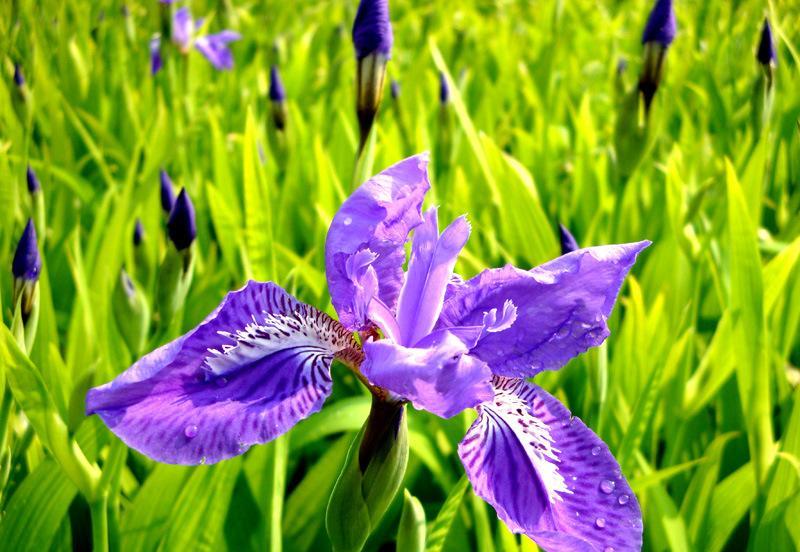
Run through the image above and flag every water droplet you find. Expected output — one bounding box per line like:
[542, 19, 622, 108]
[571, 476, 578, 481]
[600, 480, 616, 494]
[343, 216, 352, 226]
[618, 494, 630, 505]
[595, 517, 606, 529]
[184, 424, 198, 438]
[591, 446, 601, 456]
[215, 377, 228, 387]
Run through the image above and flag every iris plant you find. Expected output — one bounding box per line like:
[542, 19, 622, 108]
[639, 0, 676, 113]
[87, 154, 647, 551]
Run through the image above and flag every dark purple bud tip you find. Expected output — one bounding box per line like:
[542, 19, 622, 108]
[133, 219, 144, 246]
[390, 79, 400, 99]
[12, 219, 42, 282]
[757, 18, 777, 66]
[559, 224, 579, 255]
[167, 188, 197, 250]
[26, 166, 40, 194]
[617, 57, 628, 76]
[352, 0, 393, 59]
[13, 63, 25, 87]
[439, 71, 450, 104]
[160, 169, 176, 214]
[269, 65, 286, 102]
[642, 0, 676, 47]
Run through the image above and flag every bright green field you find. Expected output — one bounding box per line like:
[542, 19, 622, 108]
[2, 0, 800, 550]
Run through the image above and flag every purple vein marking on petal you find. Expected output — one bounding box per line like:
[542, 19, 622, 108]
[395, 208, 471, 346]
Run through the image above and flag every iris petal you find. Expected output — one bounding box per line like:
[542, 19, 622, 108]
[361, 332, 493, 418]
[438, 242, 650, 378]
[86, 281, 357, 465]
[459, 377, 642, 552]
[195, 32, 240, 70]
[325, 153, 431, 330]
[172, 7, 194, 49]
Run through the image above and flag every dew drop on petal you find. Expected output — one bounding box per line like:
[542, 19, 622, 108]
[600, 480, 616, 494]
[591, 445, 602, 456]
[618, 494, 630, 505]
[595, 517, 606, 529]
[343, 216, 352, 226]
[184, 424, 198, 439]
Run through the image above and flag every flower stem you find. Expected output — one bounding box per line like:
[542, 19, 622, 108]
[90, 494, 109, 552]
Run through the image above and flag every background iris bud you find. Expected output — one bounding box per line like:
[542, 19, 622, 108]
[113, 269, 151, 356]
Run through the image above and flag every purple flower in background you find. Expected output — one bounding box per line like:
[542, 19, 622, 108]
[150, 35, 163, 75]
[13, 63, 25, 87]
[133, 219, 144, 246]
[642, 0, 676, 47]
[12, 219, 41, 282]
[86, 153, 647, 550]
[390, 79, 400, 100]
[559, 224, 579, 255]
[171, 7, 241, 70]
[167, 188, 196, 250]
[160, 169, 176, 214]
[352, 0, 393, 59]
[439, 71, 450, 104]
[757, 18, 777, 67]
[269, 65, 286, 102]
[26, 166, 40, 194]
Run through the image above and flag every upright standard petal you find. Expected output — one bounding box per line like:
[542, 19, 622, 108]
[641, 0, 676, 47]
[172, 7, 194, 50]
[352, 0, 393, 59]
[195, 31, 241, 70]
[395, 209, 470, 346]
[86, 281, 357, 465]
[362, 331, 493, 418]
[437, 242, 650, 378]
[459, 377, 641, 552]
[325, 153, 430, 330]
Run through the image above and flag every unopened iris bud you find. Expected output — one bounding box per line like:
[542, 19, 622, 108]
[439, 71, 450, 105]
[13, 63, 25, 88]
[26, 166, 40, 194]
[150, 35, 163, 75]
[113, 269, 150, 356]
[160, 169, 176, 214]
[269, 64, 288, 131]
[327, 396, 408, 552]
[756, 18, 777, 87]
[167, 188, 197, 251]
[133, 219, 144, 246]
[436, 72, 453, 178]
[352, 0, 393, 154]
[559, 224, 579, 255]
[26, 166, 46, 244]
[12, 220, 42, 327]
[638, 0, 676, 114]
[390, 79, 400, 100]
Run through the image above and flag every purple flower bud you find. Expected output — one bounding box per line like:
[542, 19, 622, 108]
[150, 35, 163, 75]
[26, 166, 40, 194]
[558, 224, 579, 255]
[160, 169, 176, 214]
[13, 63, 25, 87]
[642, 0, 676, 47]
[167, 188, 196, 250]
[133, 219, 144, 246]
[617, 58, 628, 76]
[12, 219, 41, 282]
[352, 0, 393, 59]
[439, 72, 450, 104]
[390, 79, 400, 99]
[757, 18, 777, 67]
[269, 65, 286, 102]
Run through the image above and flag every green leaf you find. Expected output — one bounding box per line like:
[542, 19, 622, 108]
[424, 475, 469, 552]
[397, 489, 426, 552]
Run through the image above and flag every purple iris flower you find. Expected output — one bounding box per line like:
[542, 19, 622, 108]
[641, 0, 676, 47]
[172, 7, 241, 70]
[86, 153, 647, 550]
[26, 166, 41, 194]
[150, 35, 163, 75]
[352, 0, 393, 59]
[757, 18, 777, 67]
[559, 224, 579, 255]
[167, 188, 196, 250]
[160, 169, 176, 214]
[269, 65, 286, 102]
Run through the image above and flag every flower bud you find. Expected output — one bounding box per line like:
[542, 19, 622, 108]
[269, 64, 288, 131]
[167, 188, 196, 251]
[150, 35, 163, 75]
[13, 63, 25, 88]
[113, 269, 150, 356]
[638, 0, 676, 114]
[26, 166, 40, 194]
[439, 71, 450, 105]
[326, 396, 408, 552]
[26, 166, 46, 245]
[396, 490, 426, 552]
[756, 18, 777, 92]
[559, 224, 579, 255]
[390, 79, 400, 100]
[352, 0, 393, 154]
[160, 169, 176, 214]
[12, 220, 42, 342]
[133, 219, 144, 247]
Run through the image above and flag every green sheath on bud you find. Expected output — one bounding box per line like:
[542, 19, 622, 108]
[154, 247, 195, 334]
[638, 42, 667, 116]
[396, 489, 426, 552]
[356, 53, 389, 155]
[326, 396, 408, 552]
[113, 270, 150, 356]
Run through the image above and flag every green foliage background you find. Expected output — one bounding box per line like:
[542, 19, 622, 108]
[2, 0, 800, 550]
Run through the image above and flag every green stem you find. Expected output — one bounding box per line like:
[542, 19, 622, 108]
[90, 494, 109, 552]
